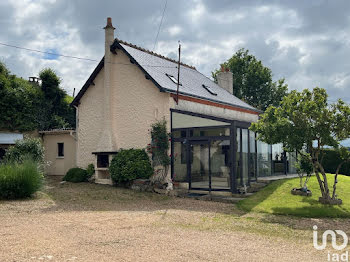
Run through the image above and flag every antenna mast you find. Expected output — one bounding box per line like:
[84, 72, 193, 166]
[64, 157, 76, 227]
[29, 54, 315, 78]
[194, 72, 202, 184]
[176, 41, 181, 104]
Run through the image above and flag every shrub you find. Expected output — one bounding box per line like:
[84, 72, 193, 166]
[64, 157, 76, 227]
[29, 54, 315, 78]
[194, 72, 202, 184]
[86, 163, 95, 179]
[109, 149, 153, 185]
[0, 160, 43, 199]
[63, 167, 88, 183]
[4, 138, 44, 164]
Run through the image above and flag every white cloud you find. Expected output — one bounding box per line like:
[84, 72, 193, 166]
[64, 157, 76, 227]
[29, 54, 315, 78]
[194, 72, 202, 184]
[167, 25, 182, 36]
[0, 0, 349, 105]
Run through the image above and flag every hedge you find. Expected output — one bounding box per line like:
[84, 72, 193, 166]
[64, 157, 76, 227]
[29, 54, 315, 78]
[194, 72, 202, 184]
[63, 167, 88, 183]
[109, 149, 153, 185]
[320, 149, 350, 176]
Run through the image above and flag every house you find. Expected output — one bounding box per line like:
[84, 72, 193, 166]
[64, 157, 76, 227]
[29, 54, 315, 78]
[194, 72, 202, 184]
[71, 17, 296, 192]
[39, 129, 76, 176]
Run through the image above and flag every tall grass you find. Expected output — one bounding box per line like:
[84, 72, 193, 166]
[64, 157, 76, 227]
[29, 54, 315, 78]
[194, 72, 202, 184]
[0, 160, 43, 199]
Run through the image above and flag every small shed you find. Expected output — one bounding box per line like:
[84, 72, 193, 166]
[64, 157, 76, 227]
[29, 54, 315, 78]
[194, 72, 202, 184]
[0, 132, 24, 160]
[40, 129, 77, 176]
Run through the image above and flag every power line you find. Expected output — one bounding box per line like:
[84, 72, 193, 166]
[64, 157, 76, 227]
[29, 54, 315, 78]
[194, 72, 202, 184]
[0, 41, 177, 68]
[153, 0, 168, 51]
[0, 42, 97, 62]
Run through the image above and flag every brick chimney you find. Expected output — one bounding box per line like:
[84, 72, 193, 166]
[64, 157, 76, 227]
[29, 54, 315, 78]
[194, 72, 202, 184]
[96, 17, 116, 152]
[217, 65, 233, 95]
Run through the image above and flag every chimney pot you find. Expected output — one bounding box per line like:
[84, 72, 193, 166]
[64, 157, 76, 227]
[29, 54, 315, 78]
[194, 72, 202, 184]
[104, 17, 115, 29]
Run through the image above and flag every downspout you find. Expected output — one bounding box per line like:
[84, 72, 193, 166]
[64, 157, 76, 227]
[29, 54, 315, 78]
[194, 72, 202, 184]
[73, 104, 78, 167]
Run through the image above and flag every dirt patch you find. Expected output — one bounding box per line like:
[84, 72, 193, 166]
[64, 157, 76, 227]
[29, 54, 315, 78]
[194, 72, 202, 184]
[0, 177, 345, 261]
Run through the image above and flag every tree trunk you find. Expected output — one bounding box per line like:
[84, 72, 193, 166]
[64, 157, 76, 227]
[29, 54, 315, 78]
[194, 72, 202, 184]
[314, 161, 339, 204]
[332, 160, 349, 200]
[314, 169, 326, 198]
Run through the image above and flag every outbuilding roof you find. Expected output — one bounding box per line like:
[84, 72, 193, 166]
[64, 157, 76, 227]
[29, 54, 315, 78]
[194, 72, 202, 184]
[72, 39, 260, 113]
[0, 133, 23, 144]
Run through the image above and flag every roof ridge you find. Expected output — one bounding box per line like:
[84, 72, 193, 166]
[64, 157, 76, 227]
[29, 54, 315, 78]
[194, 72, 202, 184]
[116, 38, 196, 70]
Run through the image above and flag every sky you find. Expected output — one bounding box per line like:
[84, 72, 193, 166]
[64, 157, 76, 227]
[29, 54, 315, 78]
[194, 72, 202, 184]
[0, 1, 349, 107]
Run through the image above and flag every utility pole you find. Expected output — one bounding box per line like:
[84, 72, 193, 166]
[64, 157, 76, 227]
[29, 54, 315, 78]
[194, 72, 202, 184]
[176, 41, 181, 104]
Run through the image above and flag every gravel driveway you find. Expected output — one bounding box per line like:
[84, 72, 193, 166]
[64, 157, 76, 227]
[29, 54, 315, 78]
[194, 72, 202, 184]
[0, 178, 340, 262]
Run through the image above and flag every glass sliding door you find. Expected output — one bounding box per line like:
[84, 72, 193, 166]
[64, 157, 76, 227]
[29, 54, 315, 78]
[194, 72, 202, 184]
[189, 141, 210, 189]
[210, 140, 230, 190]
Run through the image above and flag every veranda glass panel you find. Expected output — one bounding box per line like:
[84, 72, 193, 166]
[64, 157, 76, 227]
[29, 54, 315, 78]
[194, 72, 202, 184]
[210, 140, 230, 190]
[288, 152, 297, 173]
[191, 127, 230, 137]
[172, 112, 230, 129]
[272, 143, 284, 174]
[249, 131, 257, 180]
[173, 142, 187, 182]
[242, 129, 249, 186]
[257, 141, 272, 177]
[236, 128, 241, 186]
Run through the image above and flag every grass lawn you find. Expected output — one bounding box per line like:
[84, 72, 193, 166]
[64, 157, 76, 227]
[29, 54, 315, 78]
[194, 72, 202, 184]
[238, 174, 350, 218]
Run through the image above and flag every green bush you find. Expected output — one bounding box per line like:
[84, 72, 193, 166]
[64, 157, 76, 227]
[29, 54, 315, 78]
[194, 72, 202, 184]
[320, 149, 350, 176]
[4, 138, 44, 164]
[63, 167, 88, 183]
[0, 160, 43, 199]
[86, 163, 95, 179]
[109, 149, 153, 185]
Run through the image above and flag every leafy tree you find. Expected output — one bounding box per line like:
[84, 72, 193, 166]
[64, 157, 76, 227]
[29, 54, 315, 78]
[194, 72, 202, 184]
[213, 48, 288, 110]
[38, 68, 75, 130]
[251, 87, 350, 205]
[0, 63, 75, 132]
[0, 62, 41, 132]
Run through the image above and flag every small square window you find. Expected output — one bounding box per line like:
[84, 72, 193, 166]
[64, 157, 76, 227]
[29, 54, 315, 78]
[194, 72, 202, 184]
[58, 143, 64, 157]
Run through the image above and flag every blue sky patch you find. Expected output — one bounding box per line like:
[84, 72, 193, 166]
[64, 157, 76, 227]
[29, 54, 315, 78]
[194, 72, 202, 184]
[43, 49, 60, 60]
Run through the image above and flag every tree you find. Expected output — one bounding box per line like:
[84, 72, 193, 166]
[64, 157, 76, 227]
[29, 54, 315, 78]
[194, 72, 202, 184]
[250, 87, 350, 205]
[37, 68, 75, 130]
[213, 48, 288, 111]
[0, 63, 75, 132]
[0, 62, 41, 132]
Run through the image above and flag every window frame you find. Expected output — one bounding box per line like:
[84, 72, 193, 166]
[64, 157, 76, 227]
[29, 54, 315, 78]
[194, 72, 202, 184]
[57, 142, 64, 158]
[202, 84, 217, 96]
[166, 73, 182, 86]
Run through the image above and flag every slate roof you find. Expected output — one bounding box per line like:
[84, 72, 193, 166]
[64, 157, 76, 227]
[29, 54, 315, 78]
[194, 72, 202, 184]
[72, 39, 260, 113]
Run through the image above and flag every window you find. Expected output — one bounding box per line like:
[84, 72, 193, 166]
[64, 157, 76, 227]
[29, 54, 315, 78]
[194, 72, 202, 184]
[202, 84, 217, 96]
[97, 154, 109, 168]
[166, 73, 182, 85]
[57, 143, 64, 157]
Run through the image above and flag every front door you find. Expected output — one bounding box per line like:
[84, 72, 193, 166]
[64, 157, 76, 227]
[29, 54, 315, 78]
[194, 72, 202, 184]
[189, 140, 210, 190]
